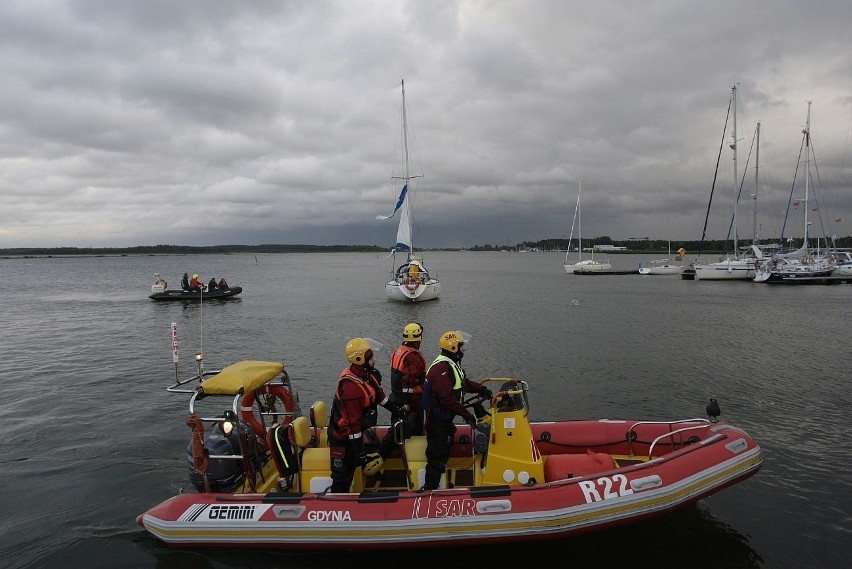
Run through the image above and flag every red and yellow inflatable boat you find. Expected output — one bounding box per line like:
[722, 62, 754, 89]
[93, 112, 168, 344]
[138, 360, 762, 548]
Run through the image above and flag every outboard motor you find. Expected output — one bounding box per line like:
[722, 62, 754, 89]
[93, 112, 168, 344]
[186, 423, 257, 492]
[151, 274, 166, 294]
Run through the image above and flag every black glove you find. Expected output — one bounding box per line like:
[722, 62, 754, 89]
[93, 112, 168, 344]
[481, 389, 493, 401]
[390, 406, 406, 426]
[464, 414, 477, 429]
[370, 368, 383, 382]
[352, 437, 364, 461]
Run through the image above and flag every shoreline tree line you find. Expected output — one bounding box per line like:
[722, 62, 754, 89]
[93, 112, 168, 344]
[1, 234, 850, 258]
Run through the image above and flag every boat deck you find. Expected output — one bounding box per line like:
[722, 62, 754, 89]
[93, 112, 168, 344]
[572, 269, 640, 275]
[764, 274, 852, 285]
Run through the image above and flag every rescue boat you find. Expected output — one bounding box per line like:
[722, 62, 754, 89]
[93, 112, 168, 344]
[149, 275, 242, 301]
[137, 359, 763, 549]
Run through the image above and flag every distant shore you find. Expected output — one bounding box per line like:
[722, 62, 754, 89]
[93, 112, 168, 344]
[2, 237, 849, 259]
[0, 244, 385, 259]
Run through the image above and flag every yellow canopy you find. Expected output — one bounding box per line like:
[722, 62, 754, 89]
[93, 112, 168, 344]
[199, 360, 284, 396]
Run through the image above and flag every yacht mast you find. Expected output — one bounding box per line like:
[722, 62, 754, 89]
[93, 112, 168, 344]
[753, 121, 760, 245]
[401, 81, 411, 198]
[730, 84, 739, 257]
[803, 101, 812, 251]
[577, 180, 582, 262]
[566, 191, 580, 259]
[401, 79, 412, 261]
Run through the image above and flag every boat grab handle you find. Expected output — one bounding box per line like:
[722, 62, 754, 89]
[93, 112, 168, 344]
[626, 419, 709, 457]
[647, 425, 713, 459]
[476, 500, 512, 513]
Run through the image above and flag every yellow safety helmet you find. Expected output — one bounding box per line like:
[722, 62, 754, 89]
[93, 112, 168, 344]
[193, 274, 199, 278]
[439, 330, 469, 353]
[345, 338, 373, 365]
[402, 322, 423, 342]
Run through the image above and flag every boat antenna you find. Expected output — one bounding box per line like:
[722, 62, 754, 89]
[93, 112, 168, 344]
[198, 285, 204, 368]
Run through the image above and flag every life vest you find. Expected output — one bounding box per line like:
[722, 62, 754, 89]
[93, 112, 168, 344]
[422, 355, 464, 421]
[329, 369, 381, 441]
[390, 345, 425, 405]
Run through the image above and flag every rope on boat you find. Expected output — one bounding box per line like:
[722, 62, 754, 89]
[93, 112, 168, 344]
[239, 427, 257, 492]
[186, 414, 210, 492]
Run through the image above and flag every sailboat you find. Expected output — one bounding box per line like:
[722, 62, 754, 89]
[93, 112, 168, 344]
[693, 85, 763, 280]
[638, 246, 681, 275]
[639, 197, 681, 275]
[753, 102, 835, 284]
[378, 80, 441, 302]
[563, 181, 612, 273]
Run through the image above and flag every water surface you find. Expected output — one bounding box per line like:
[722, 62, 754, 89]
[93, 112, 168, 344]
[1, 251, 849, 568]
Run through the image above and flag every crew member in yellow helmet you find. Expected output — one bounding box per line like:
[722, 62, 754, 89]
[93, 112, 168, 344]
[420, 330, 492, 491]
[328, 338, 402, 491]
[378, 323, 427, 457]
[389, 322, 427, 437]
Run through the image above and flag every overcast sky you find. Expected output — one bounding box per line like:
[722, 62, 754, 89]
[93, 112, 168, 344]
[1, 1, 851, 249]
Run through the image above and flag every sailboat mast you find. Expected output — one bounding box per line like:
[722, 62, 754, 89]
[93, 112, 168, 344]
[566, 192, 579, 260]
[666, 188, 671, 258]
[730, 84, 739, 257]
[577, 180, 582, 262]
[753, 121, 760, 245]
[803, 101, 811, 250]
[401, 80, 413, 259]
[401, 80, 411, 195]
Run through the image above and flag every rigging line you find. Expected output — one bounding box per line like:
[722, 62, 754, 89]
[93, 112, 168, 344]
[726, 126, 758, 250]
[780, 133, 807, 245]
[807, 137, 831, 246]
[698, 92, 733, 258]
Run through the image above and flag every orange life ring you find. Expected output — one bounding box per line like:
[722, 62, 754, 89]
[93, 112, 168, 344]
[404, 281, 419, 291]
[240, 385, 294, 437]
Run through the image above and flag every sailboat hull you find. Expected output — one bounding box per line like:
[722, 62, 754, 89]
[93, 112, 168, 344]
[566, 260, 612, 273]
[693, 259, 755, 280]
[638, 265, 681, 275]
[386, 279, 441, 302]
